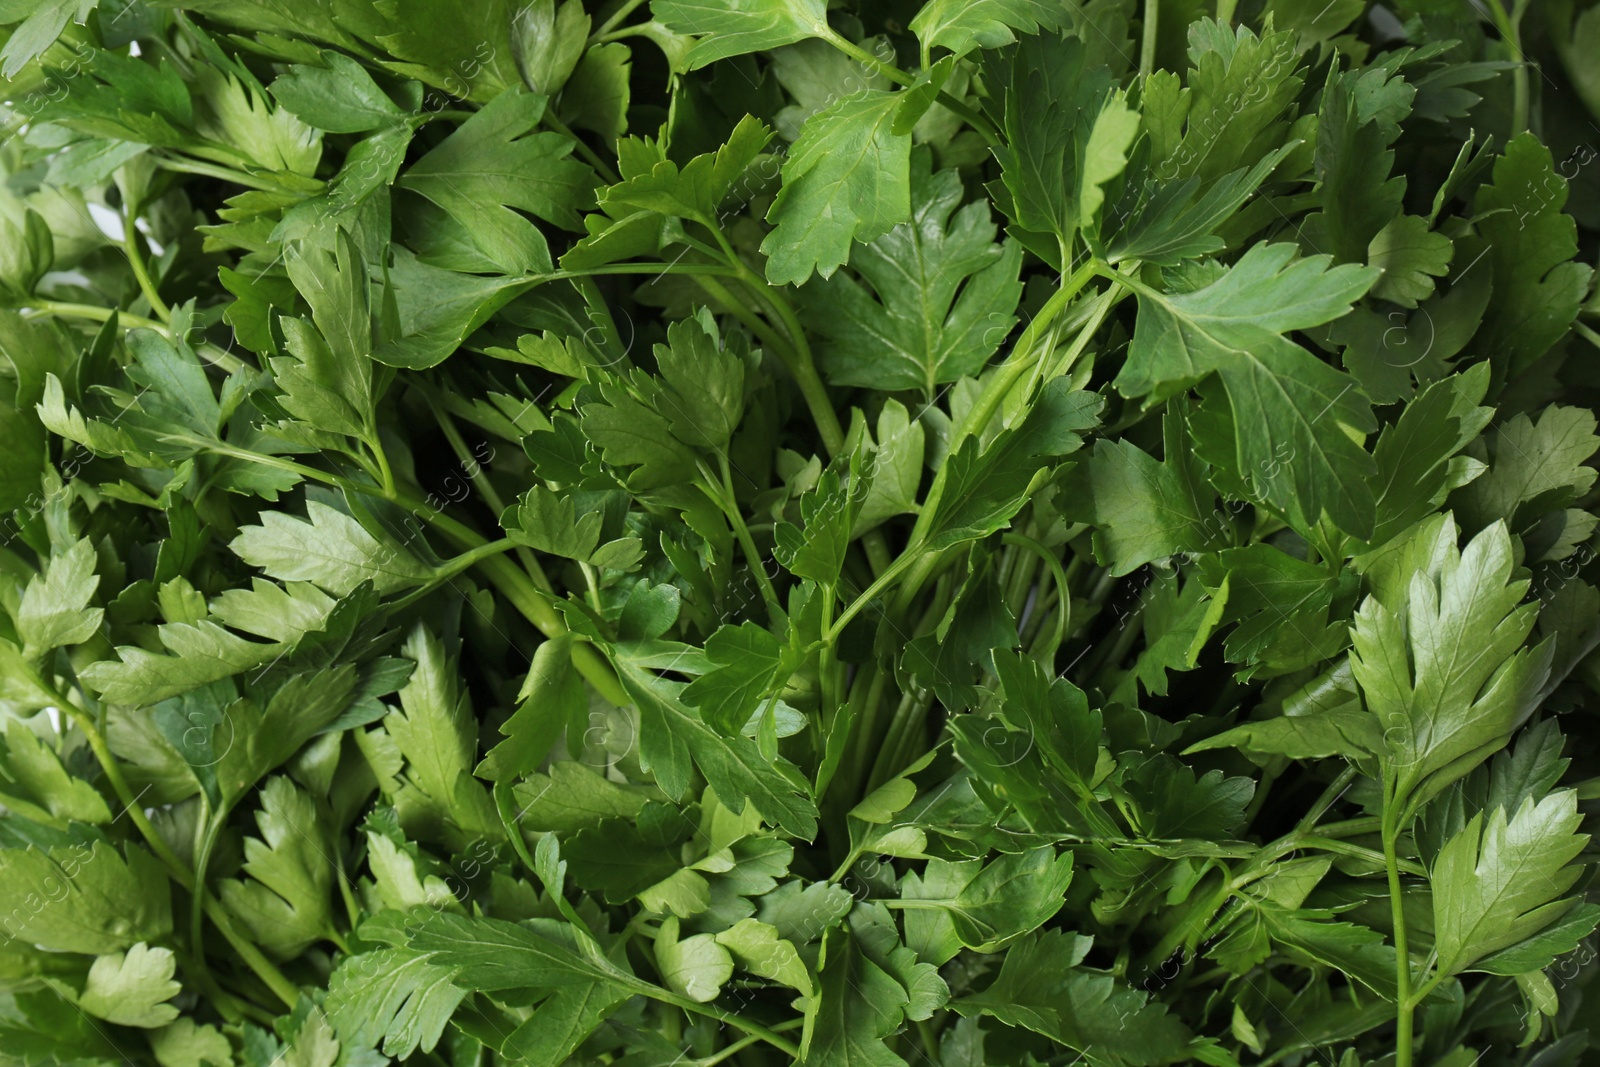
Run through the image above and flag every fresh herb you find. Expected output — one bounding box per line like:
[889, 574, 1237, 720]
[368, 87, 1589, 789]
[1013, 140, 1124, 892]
[1, 2, 1598, 1066]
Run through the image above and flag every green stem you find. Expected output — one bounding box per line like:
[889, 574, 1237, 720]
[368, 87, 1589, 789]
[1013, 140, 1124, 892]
[153, 154, 317, 194]
[869, 689, 933, 791]
[1140, 0, 1159, 78]
[825, 548, 925, 641]
[709, 454, 782, 620]
[25, 301, 247, 372]
[695, 275, 799, 370]
[1216, 0, 1239, 25]
[1003, 532, 1070, 661]
[822, 31, 999, 144]
[595, 0, 650, 38]
[901, 262, 1099, 559]
[140, 430, 633, 708]
[52, 682, 302, 1008]
[431, 538, 521, 582]
[121, 208, 171, 322]
[334, 850, 362, 932]
[1295, 765, 1358, 833]
[58, 699, 192, 885]
[656, 991, 802, 1058]
[203, 896, 301, 1008]
[554, 262, 744, 281]
[190, 800, 224, 989]
[726, 265, 844, 458]
[428, 397, 554, 593]
[1383, 808, 1415, 1067]
[379, 486, 629, 706]
[707, 229, 899, 578]
[1407, 970, 1447, 1012]
[1315, 815, 1382, 838]
[1484, 0, 1530, 138]
[543, 110, 620, 185]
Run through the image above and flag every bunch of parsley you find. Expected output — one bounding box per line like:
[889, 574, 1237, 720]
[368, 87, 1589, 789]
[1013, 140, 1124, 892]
[2, 0, 1599, 1064]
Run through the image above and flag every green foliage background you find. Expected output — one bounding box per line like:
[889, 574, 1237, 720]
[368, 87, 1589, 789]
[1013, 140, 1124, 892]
[0, 1, 1599, 1065]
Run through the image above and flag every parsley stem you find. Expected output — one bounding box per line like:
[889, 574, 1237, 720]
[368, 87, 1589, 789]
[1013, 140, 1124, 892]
[700, 1021, 804, 1067]
[161, 433, 634, 707]
[703, 231, 900, 581]
[121, 206, 171, 322]
[657, 992, 803, 1058]
[822, 31, 1001, 145]
[152, 154, 320, 195]
[204, 898, 301, 1008]
[594, 0, 651, 41]
[548, 262, 744, 280]
[695, 276, 797, 370]
[1484, 0, 1529, 138]
[901, 260, 1099, 556]
[824, 547, 924, 641]
[23, 301, 247, 372]
[190, 799, 223, 996]
[868, 686, 936, 790]
[702, 455, 782, 621]
[544, 110, 620, 184]
[54, 696, 192, 884]
[1002, 532, 1070, 661]
[1383, 806, 1415, 1067]
[729, 266, 845, 457]
[1139, 0, 1159, 79]
[50, 683, 303, 1008]
[427, 397, 555, 591]
[1295, 765, 1358, 833]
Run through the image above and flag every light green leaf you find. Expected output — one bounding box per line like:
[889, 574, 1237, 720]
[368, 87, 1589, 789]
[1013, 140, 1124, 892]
[514, 0, 589, 94]
[716, 918, 813, 994]
[655, 916, 734, 1002]
[844, 400, 925, 537]
[76, 943, 181, 1028]
[217, 777, 334, 959]
[1078, 405, 1221, 576]
[1368, 214, 1453, 308]
[599, 113, 771, 224]
[511, 760, 651, 833]
[326, 948, 465, 1059]
[652, 0, 830, 70]
[1432, 790, 1598, 978]
[149, 1018, 234, 1067]
[0, 840, 172, 953]
[1455, 406, 1600, 533]
[270, 52, 408, 133]
[1472, 133, 1593, 377]
[621, 661, 819, 839]
[909, 0, 1066, 58]
[385, 626, 499, 839]
[681, 621, 794, 736]
[989, 34, 1121, 250]
[1117, 242, 1379, 535]
[0, 718, 113, 825]
[395, 87, 591, 273]
[1351, 519, 1552, 815]
[762, 89, 911, 286]
[477, 635, 585, 781]
[801, 151, 1022, 393]
[230, 501, 432, 596]
[650, 308, 745, 451]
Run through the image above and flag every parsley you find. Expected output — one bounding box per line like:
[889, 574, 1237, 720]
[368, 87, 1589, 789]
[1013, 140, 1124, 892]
[1, 3, 1597, 1066]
